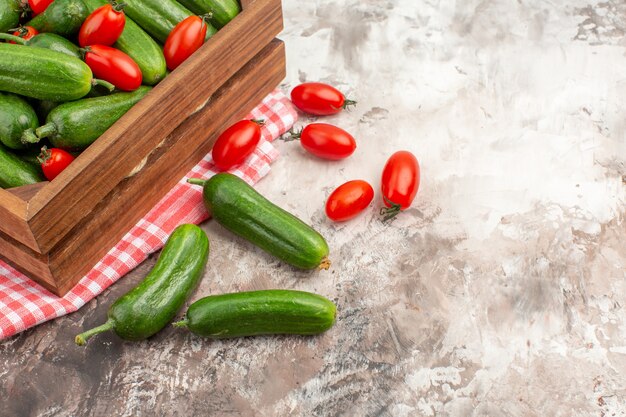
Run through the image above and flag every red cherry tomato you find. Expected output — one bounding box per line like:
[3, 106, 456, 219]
[28, 0, 54, 16]
[10, 26, 38, 43]
[163, 15, 208, 71]
[78, 2, 126, 47]
[212, 119, 263, 171]
[380, 151, 420, 221]
[326, 180, 374, 222]
[38, 146, 75, 181]
[290, 82, 356, 116]
[290, 123, 356, 160]
[83, 45, 142, 91]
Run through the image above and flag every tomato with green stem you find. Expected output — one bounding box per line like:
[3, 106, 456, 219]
[163, 14, 210, 71]
[27, 0, 54, 16]
[326, 180, 374, 222]
[290, 82, 356, 116]
[380, 151, 420, 221]
[10, 26, 38, 43]
[283, 123, 356, 160]
[79, 2, 126, 47]
[82, 45, 142, 91]
[38, 146, 74, 181]
[212, 119, 264, 171]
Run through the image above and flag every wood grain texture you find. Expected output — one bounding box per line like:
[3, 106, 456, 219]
[21, 0, 283, 254]
[0, 192, 39, 252]
[0, 231, 55, 292]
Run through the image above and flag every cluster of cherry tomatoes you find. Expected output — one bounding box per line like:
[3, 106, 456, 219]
[211, 82, 421, 223]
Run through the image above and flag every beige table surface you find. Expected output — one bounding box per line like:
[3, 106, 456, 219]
[2, 1, 625, 416]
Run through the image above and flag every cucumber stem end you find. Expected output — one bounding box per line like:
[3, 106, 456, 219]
[75, 320, 114, 346]
[172, 319, 189, 328]
[21, 128, 40, 145]
[34, 123, 57, 140]
[187, 178, 207, 187]
[318, 257, 331, 270]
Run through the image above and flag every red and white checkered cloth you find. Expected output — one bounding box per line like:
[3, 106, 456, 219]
[0, 90, 297, 340]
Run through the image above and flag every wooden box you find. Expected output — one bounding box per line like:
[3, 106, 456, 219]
[0, 0, 285, 296]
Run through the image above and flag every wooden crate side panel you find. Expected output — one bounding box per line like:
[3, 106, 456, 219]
[49, 41, 286, 295]
[0, 231, 56, 293]
[26, 0, 284, 254]
[0, 191, 40, 252]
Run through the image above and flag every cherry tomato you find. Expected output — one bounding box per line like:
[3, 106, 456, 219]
[10, 26, 38, 43]
[28, 0, 54, 16]
[212, 119, 264, 170]
[380, 151, 420, 221]
[290, 82, 356, 116]
[326, 180, 374, 222]
[163, 15, 208, 71]
[38, 146, 75, 181]
[83, 45, 142, 91]
[289, 123, 356, 160]
[78, 2, 126, 47]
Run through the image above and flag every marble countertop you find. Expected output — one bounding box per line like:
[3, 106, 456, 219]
[2, 0, 625, 416]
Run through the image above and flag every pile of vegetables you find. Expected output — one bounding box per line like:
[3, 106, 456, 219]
[0, 0, 241, 187]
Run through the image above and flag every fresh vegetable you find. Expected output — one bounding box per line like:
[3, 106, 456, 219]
[26, 0, 89, 37]
[290, 82, 356, 116]
[0, 92, 39, 150]
[326, 180, 374, 222]
[188, 173, 330, 270]
[163, 14, 209, 70]
[10, 26, 38, 42]
[22, 86, 151, 149]
[211, 119, 263, 171]
[0, 0, 21, 33]
[82, 0, 166, 86]
[0, 43, 104, 101]
[173, 290, 336, 338]
[285, 123, 356, 160]
[82, 45, 142, 91]
[38, 146, 74, 181]
[176, 0, 240, 29]
[0, 32, 81, 58]
[27, 0, 55, 16]
[123, 0, 215, 43]
[75, 224, 209, 345]
[0, 143, 44, 188]
[78, 1, 125, 47]
[380, 150, 420, 221]
[36, 100, 58, 122]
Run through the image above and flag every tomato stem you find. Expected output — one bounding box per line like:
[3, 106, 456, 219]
[111, 1, 126, 12]
[187, 178, 207, 186]
[200, 12, 213, 24]
[21, 128, 40, 144]
[279, 127, 302, 142]
[37, 146, 52, 165]
[380, 197, 402, 222]
[0, 33, 27, 44]
[343, 98, 357, 110]
[75, 320, 115, 346]
[35, 123, 57, 140]
[92, 79, 116, 92]
[251, 119, 265, 126]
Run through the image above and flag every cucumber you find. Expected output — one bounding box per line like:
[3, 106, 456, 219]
[26, 0, 88, 36]
[174, 290, 336, 338]
[124, 0, 216, 43]
[36, 100, 58, 123]
[0, 0, 21, 32]
[0, 93, 39, 150]
[82, 0, 167, 85]
[0, 32, 81, 59]
[176, 0, 240, 29]
[188, 173, 330, 269]
[0, 143, 44, 189]
[75, 224, 209, 345]
[0, 43, 94, 102]
[23, 87, 151, 150]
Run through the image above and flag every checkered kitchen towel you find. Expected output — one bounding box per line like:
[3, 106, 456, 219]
[0, 90, 297, 340]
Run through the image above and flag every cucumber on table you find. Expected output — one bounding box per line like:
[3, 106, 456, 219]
[26, 0, 89, 36]
[75, 224, 210, 345]
[176, 0, 240, 29]
[174, 290, 337, 338]
[123, 0, 216, 43]
[0, 0, 22, 32]
[0, 44, 95, 102]
[22, 87, 151, 150]
[0, 32, 81, 59]
[0, 144, 44, 189]
[0, 93, 39, 150]
[188, 173, 331, 270]
[82, 0, 167, 85]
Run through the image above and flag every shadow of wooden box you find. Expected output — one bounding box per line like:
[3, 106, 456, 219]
[0, 0, 286, 296]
